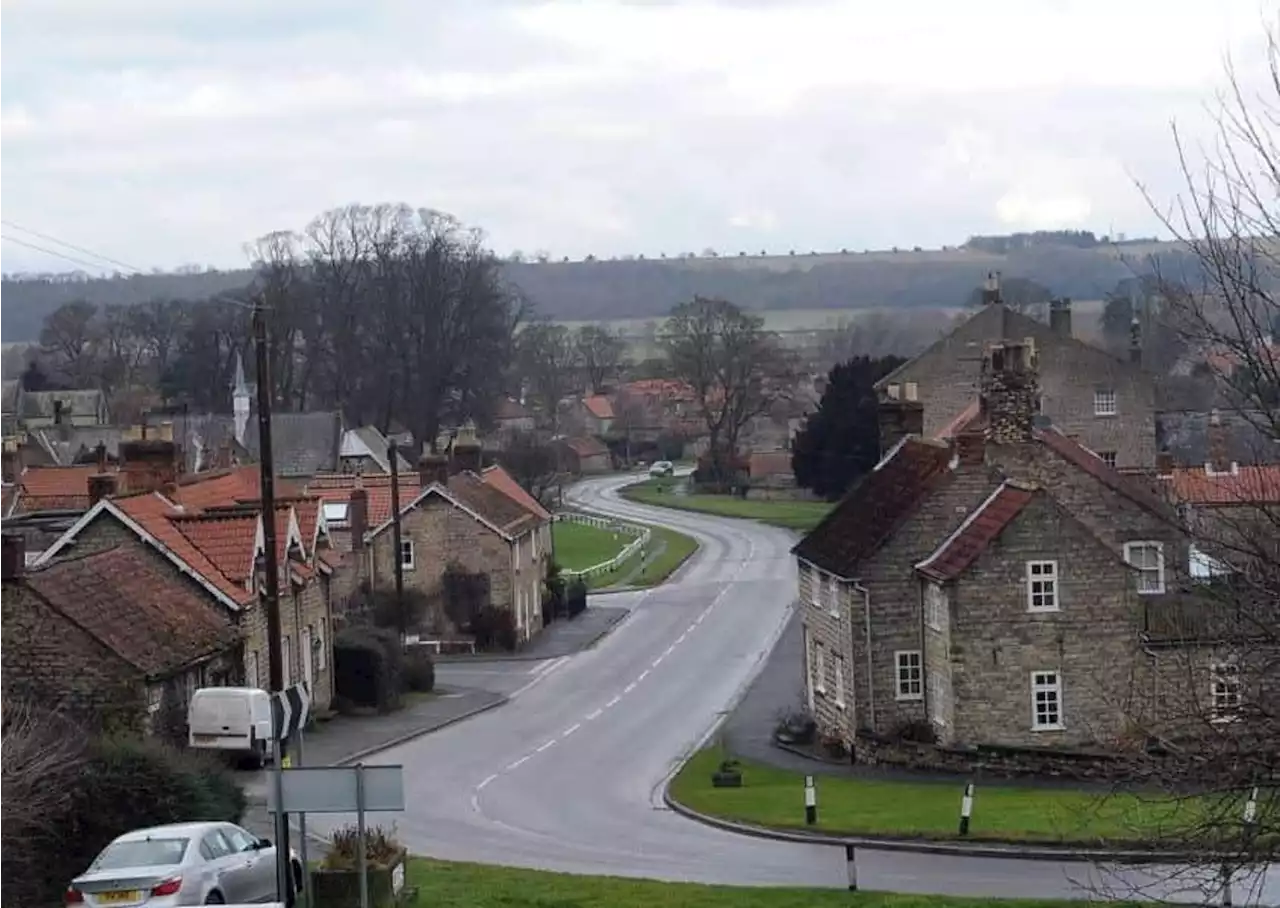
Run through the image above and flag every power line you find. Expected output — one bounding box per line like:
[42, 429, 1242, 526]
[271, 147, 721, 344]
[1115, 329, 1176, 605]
[0, 233, 134, 274]
[1, 219, 142, 273]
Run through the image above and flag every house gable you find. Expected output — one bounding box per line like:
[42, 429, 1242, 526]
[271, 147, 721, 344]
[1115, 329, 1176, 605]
[365, 482, 513, 543]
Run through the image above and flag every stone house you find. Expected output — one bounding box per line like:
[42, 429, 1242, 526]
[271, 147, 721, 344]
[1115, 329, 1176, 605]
[338, 425, 413, 476]
[307, 453, 553, 644]
[875, 296, 1158, 469]
[31, 446, 337, 715]
[12, 388, 111, 430]
[1, 532, 240, 736]
[580, 395, 615, 436]
[792, 336, 1248, 757]
[555, 436, 611, 475]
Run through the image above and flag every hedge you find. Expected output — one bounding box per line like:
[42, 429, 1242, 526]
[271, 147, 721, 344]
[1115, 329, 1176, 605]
[333, 626, 404, 712]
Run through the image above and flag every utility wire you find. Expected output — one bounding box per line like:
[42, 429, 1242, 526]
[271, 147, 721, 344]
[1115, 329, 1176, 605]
[1, 219, 143, 273]
[0, 233, 136, 274]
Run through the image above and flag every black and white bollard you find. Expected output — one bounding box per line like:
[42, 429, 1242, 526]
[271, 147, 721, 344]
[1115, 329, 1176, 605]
[804, 774, 818, 825]
[958, 782, 975, 836]
[1244, 786, 1259, 832]
[844, 843, 858, 891]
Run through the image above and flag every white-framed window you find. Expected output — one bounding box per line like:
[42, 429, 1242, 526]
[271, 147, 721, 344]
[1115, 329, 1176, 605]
[531, 530, 538, 561]
[1031, 670, 1063, 730]
[813, 643, 827, 694]
[321, 502, 348, 524]
[1190, 545, 1232, 582]
[1124, 541, 1166, 594]
[833, 657, 846, 709]
[1098, 451, 1117, 468]
[825, 574, 840, 618]
[316, 620, 327, 671]
[147, 686, 163, 715]
[1094, 389, 1117, 416]
[895, 650, 923, 700]
[928, 670, 947, 726]
[904, 381, 919, 402]
[1210, 661, 1242, 720]
[400, 539, 415, 571]
[924, 582, 946, 631]
[886, 382, 901, 400]
[1025, 560, 1059, 612]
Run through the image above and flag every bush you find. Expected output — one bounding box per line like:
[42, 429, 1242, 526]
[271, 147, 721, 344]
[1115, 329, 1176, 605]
[322, 824, 403, 871]
[333, 626, 404, 712]
[566, 578, 588, 619]
[401, 646, 436, 693]
[472, 605, 518, 652]
[543, 562, 566, 623]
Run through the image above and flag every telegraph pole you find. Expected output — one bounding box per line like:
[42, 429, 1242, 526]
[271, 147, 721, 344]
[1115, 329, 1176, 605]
[253, 303, 293, 906]
[388, 441, 407, 645]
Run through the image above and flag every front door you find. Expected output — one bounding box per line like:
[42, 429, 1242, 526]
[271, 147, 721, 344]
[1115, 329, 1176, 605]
[301, 625, 313, 688]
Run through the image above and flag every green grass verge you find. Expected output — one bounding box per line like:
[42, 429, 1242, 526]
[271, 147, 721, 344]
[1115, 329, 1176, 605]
[627, 524, 699, 587]
[669, 748, 1199, 847]
[553, 520, 632, 572]
[403, 856, 1094, 907]
[622, 478, 834, 532]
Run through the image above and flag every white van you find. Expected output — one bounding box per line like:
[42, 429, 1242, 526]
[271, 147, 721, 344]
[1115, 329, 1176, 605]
[188, 687, 276, 767]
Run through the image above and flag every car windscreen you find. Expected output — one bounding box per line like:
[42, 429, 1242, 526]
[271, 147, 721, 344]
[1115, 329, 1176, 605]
[93, 838, 190, 869]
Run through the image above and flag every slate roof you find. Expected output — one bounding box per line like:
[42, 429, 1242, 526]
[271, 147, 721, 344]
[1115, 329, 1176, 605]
[339, 426, 413, 474]
[792, 438, 954, 577]
[241, 411, 343, 476]
[916, 482, 1037, 582]
[21, 545, 238, 678]
[17, 389, 107, 421]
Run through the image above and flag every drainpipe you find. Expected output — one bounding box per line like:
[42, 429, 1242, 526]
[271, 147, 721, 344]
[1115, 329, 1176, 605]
[919, 579, 929, 727]
[854, 582, 874, 733]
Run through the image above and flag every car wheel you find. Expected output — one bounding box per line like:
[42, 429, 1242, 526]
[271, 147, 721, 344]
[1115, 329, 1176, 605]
[204, 891, 225, 904]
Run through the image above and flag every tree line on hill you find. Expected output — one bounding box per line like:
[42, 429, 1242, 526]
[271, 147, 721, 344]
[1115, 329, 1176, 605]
[1, 232, 1207, 342]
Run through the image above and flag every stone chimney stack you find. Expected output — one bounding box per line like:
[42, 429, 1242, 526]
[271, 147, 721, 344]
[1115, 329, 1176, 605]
[119, 438, 180, 496]
[348, 487, 369, 552]
[88, 472, 118, 506]
[1129, 315, 1143, 366]
[878, 397, 924, 460]
[981, 271, 1003, 306]
[1, 532, 24, 581]
[1207, 409, 1232, 474]
[1156, 451, 1175, 477]
[1049, 297, 1073, 337]
[418, 452, 449, 488]
[2, 438, 20, 484]
[980, 338, 1039, 445]
[450, 420, 483, 475]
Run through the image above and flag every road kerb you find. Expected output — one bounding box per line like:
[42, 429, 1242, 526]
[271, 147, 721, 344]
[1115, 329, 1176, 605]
[334, 695, 509, 766]
[660, 783, 1205, 865]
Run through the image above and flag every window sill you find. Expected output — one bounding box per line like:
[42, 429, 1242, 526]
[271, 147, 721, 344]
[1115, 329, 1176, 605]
[815, 687, 827, 697]
[1094, 412, 1117, 419]
[1031, 724, 1065, 732]
[828, 609, 841, 620]
[895, 693, 923, 702]
[1026, 606, 1061, 614]
[1210, 714, 1241, 725]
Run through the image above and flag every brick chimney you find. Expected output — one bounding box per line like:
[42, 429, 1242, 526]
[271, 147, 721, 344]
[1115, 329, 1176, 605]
[981, 271, 1003, 306]
[953, 427, 986, 466]
[2, 438, 20, 484]
[418, 452, 449, 487]
[348, 487, 369, 552]
[2, 532, 24, 581]
[1156, 451, 1175, 478]
[119, 438, 180, 495]
[1207, 409, 1232, 474]
[1129, 316, 1143, 366]
[980, 338, 1039, 445]
[88, 473, 118, 505]
[450, 421, 483, 475]
[1049, 297, 1073, 337]
[878, 398, 924, 459]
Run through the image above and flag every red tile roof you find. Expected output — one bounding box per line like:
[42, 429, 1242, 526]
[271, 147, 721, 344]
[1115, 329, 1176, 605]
[793, 438, 955, 576]
[305, 474, 423, 527]
[22, 545, 238, 677]
[564, 436, 609, 458]
[1165, 464, 1280, 505]
[13, 464, 102, 512]
[481, 464, 552, 521]
[293, 498, 321, 552]
[583, 395, 615, 420]
[172, 512, 259, 583]
[916, 483, 1036, 582]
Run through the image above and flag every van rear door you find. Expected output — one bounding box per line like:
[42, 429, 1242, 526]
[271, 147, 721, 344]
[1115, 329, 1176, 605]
[189, 690, 252, 750]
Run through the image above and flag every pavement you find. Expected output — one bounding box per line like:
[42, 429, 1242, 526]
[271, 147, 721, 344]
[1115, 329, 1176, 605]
[277, 475, 1279, 905]
[435, 605, 630, 663]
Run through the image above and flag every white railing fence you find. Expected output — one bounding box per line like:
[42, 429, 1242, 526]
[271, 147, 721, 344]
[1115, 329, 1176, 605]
[553, 511, 652, 580]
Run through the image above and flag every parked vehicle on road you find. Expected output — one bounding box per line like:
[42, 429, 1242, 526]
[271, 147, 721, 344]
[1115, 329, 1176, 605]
[649, 460, 675, 477]
[187, 688, 275, 768]
[65, 822, 301, 906]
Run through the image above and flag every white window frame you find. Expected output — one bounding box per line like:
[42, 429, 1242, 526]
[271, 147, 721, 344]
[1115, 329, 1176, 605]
[813, 642, 827, 695]
[904, 381, 919, 402]
[1123, 541, 1166, 594]
[1094, 389, 1117, 416]
[400, 539, 416, 571]
[825, 574, 840, 618]
[316, 620, 327, 672]
[147, 685, 163, 715]
[924, 583, 946, 631]
[895, 650, 923, 701]
[1031, 670, 1064, 731]
[1098, 451, 1117, 468]
[928, 670, 947, 727]
[1210, 661, 1242, 722]
[833, 657, 846, 709]
[1025, 560, 1060, 612]
[531, 530, 538, 561]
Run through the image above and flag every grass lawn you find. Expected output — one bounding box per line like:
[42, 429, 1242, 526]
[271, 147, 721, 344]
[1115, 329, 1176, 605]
[628, 524, 699, 587]
[622, 478, 834, 533]
[402, 856, 1095, 907]
[553, 519, 632, 573]
[669, 748, 1199, 847]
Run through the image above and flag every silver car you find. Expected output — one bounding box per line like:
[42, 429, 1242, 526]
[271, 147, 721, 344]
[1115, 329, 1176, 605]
[65, 822, 303, 906]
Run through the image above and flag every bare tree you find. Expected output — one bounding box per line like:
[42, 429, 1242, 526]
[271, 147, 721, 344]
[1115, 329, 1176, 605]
[660, 296, 791, 483]
[575, 324, 625, 393]
[518, 319, 580, 430]
[497, 430, 563, 506]
[39, 299, 100, 386]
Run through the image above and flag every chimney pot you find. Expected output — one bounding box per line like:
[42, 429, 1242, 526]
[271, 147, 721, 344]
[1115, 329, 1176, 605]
[2, 532, 25, 581]
[450, 420, 483, 475]
[1049, 297, 1073, 337]
[348, 487, 369, 552]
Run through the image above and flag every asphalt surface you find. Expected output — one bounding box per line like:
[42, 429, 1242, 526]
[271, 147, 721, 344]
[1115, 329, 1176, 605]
[303, 474, 1279, 905]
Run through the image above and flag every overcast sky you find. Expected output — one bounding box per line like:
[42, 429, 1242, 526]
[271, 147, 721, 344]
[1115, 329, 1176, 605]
[0, 0, 1271, 275]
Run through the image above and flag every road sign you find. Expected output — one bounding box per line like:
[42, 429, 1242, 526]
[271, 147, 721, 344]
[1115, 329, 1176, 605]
[267, 764, 405, 814]
[270, 682, 311, 741]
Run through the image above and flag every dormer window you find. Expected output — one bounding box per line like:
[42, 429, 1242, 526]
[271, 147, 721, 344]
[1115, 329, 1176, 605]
[886, 383, 901, 400]
[1205, 461, 1240, 477]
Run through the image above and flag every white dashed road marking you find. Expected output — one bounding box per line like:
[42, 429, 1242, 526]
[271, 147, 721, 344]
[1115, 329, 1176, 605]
[474, 584, 731, 802]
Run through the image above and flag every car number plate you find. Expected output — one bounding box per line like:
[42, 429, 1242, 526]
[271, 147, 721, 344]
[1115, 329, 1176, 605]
[96, 891, 140, 903]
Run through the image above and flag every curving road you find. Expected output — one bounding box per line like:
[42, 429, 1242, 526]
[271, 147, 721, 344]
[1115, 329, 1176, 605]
[309, 474, 1277, 905]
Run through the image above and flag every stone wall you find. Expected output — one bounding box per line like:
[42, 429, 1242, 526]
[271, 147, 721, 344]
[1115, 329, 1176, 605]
[798, 560, 857, 747]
